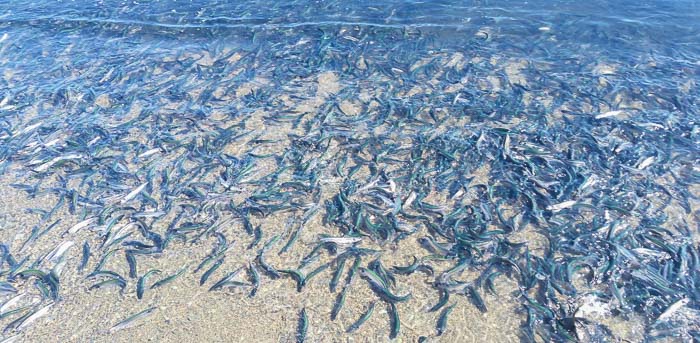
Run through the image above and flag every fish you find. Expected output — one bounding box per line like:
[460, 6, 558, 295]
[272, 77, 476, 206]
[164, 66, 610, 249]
[208, 267, 245, 291]
[137, 269, 161, 299]
[247, 263, 260, 297]
[428, 289, 450, 312]
[330, 286, 348, 321]
[33, 154, 82, 172]
[296, 308, 308, 343]
[120, 183, 148, 204]
[437, 303, 456, 336]
[0, 294, 25, 314]
[12, 122, 43, 138]
[318, 237, 363, 245]
[636, 156, 655, 170]
[595, 110, 624, 119]
[546, 200, 578, 212]
[150, 266, 188, 289]
[109, 307, 157, 333]
[45, 241, 74, 264]
[78, 242, 91, 271]
[200, 258, 224, 286]
[359, 268, 411, 303]
[656, 298, 688, 322]
[66, 217, 96, 235]
[16, 303, 53, 331]
[388, 303, 400, 339]
[503, 134, 511, 157]
[137, 148, 162, 159]
[346, 302, 375, 333]
[329, 257, 346, 292]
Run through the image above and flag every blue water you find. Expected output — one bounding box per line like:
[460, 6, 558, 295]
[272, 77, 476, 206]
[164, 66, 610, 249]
[1, 1, 698, 110]
[0, 1, 699, 341]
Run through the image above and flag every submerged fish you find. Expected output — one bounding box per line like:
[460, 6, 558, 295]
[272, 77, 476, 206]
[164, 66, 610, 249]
[120, 183, 149, 204]
[109, 307, 157, 333]
[595, 110, 625, 119]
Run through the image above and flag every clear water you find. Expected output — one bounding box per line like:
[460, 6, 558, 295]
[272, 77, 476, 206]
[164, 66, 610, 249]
[0, 1, 698, 342]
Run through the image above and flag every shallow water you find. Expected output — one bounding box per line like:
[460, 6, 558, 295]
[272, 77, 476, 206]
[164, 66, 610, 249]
[0, 1, 698, 342]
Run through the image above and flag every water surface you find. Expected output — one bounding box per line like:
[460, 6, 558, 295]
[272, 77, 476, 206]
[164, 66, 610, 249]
[0, 1, 698, 342]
